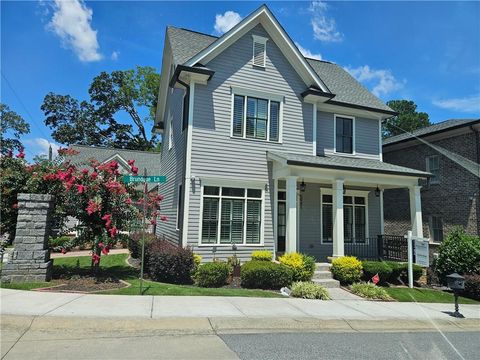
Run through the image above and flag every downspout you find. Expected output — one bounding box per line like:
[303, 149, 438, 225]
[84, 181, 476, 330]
[470, 126, 480, 236]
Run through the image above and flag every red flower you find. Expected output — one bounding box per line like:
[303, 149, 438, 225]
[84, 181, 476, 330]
[81, 168, 89, 175]
[155, 195, 164, 202]
[130, 166, 139, 175]
[76, 184, 87, 194]
[127, 159, 135, 166]
[92, 253, 101, 265]
[102, 214, 112, 228]
[43, 173, 58, 181]
[102, 246, 110, 255]
[98, 242, 104, 249]
[86, 200, 101, 215]
[150, 218, 157, 225]
[91, 172, 98, 180]
[108, 227, 118, 238]
[125, 198, 132, 205]
[16, 149, 25, 159]
[160, 215, 168, 222]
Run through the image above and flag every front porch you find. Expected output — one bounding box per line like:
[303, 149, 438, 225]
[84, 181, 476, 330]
[269, 151, 430, 262]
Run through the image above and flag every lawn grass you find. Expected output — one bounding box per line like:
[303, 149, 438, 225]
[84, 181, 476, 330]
[2, 253, 281, 297]
[384, 287, 479, 304]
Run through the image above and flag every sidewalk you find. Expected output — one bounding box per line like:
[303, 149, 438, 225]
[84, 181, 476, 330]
[1, 288, 479, 322]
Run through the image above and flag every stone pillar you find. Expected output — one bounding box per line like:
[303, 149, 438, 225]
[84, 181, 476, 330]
[2, 194, 54, 283]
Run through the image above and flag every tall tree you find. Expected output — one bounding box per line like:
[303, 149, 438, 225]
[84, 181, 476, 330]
[41, 66, 160, 151]
[0, 103, 30, 154]
[383, 100, 431, 138]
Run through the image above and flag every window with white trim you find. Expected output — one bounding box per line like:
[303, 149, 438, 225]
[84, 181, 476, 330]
[321, 194, 366, 244]
[201, 186, 262, 245]
[426, 155, 440, 184]
[335, 116, 353, 154]
[429, 216, 443, 242]
[232, 95, 280, 142]
[252, 35, 267, 67]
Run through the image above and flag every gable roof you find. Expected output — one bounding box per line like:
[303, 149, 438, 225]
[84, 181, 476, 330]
[383, 118, 480, 146]
[166, 15, 394, 114]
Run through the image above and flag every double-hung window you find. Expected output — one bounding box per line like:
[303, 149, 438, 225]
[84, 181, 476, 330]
[321, 193, 367, 244]
[232, 94, 280, 142]
[429, 216, 443, 242]
[201, 186, 263, 245]
[335, 116, 354, 154]
[426, 155, 440, 184]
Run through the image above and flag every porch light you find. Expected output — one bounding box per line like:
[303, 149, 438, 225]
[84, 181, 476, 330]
[300, 179, 306, 192]
[375, 186, 381, 197]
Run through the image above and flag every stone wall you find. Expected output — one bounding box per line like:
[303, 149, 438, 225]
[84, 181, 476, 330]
[1, 194, 54, 283]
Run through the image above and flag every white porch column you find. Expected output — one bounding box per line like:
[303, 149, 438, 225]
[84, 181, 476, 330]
[273, 178, 278, 258]
[409, 185, 424, 238]
[286, 176, 298, 253]
[332, 179, 344, 257]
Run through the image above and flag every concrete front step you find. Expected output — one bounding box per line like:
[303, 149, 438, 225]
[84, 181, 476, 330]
[312, 278, 340, 288]
[312, 270, 333, 280]
[315, 263, 331, 272]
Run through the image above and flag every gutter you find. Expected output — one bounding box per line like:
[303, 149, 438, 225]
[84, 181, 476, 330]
[471, 125, 480, 236]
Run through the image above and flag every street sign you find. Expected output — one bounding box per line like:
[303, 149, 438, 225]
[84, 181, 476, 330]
[414, 238, 429, 267]
[122, 175, 166, 184]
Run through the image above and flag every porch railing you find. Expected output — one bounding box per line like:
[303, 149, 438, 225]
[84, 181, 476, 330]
[344, 235, 408, 261]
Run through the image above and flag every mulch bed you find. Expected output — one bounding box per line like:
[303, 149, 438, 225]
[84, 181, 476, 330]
[36, 277, 130, 293]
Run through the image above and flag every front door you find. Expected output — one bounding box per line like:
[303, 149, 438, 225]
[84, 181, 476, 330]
[277, 191, 286, 252]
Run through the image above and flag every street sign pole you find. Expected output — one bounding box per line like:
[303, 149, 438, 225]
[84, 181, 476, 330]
[139, 168, 147, 295]
[407, 230, 413, 289]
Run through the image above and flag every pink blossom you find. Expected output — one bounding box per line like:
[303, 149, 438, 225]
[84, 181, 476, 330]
[16, 149, 25, 159]
[81, 168, 89, 175]
[98, 242, 104, 249]
[108, 227, 118, 238]
[127, 159, 135, 166]
[155, 195, 164, 202]
[125, 198, 132, 205]
[160, 215, 168, 222]
[86, 200, 101, 215]
[91, 172, 98, 180]
[76, 184, 87, 194]
[92, 253, 101, 265]
[102, 214, 112, 228]
[150, 218, 157, 225]
[61, 248, 67, 254]
[102, 246, 110, 255]
[131, 166, 139, 175]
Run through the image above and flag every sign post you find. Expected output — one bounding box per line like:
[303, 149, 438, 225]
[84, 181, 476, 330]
[407, 231, 413, 289]
[139, 168, 147, 296]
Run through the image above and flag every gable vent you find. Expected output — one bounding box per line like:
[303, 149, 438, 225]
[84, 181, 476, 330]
[252, 35, 268, 67]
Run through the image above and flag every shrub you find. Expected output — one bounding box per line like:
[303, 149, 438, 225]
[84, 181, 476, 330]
[435, 227, 480, 279]
[195, 262, 230, 288]
[279, 252, 316, 281]
[350, 283, 392, 300]
[290, 282, 330, 300]
[241, 260, 293, 289]
[383, 261, 423, 282]
[49, 235, 74, 252]
[251, 250, 273, 261]
[462, 274, 480, 300]
[331, 256, 363, 284]
[128, 232, 156, 259]
[146, 240, 195, 284]
[362, 261, 393, 284]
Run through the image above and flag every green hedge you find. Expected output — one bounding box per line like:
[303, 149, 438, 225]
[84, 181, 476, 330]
[241, 261, 292, 289]
[195, 262, 230, 288]
[362, 261, 392, 284]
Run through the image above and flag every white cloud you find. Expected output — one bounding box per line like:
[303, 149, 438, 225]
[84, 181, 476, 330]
[345, 65, 404, 97]
[295, 42, 322, 60]
[309, 1, 343, 42]
[111, 51, 119, 60]
[24, 138, 60, 158]
[433, 95, 480, 113]
[47, 0, 102, 62]
[214, 11, 242, 35]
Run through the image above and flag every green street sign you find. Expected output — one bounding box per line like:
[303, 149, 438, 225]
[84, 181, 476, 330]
[122, 175, 166, 184]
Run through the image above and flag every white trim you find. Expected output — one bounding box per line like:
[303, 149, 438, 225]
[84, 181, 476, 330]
[184, 6, 329, 93]
[320, 187, 369, 245]
[378, 118, 383, 161]
[312, 103, 317, 156]
[380, 189, 384, 235]
[333, 114, 356, 155]
[201, 177, 266, 189]
[285, 176, 298, 253]
[176, 183, 182, 231]
[197, 183, 265, 247]
[230, 88, 283, 143]
[273, 178, 278, 258]
[102, 154, 130, 171]
[168, 117, 174, 151]
[181, 81, 195, 247]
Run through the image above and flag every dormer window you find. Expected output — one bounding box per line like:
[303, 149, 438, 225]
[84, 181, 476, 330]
[252, 35, 268, 67]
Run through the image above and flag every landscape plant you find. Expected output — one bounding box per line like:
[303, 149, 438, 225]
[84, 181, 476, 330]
[331, 256, 363, 284]
[195, 262, 231, 288]
[147, 240, 195, 284]
[251, 250, 273, 261]
[290, 282, 330, 300]
[350, 282, 392, 300]
[279, 252, 316, 281]
[241, 260, 293, 289]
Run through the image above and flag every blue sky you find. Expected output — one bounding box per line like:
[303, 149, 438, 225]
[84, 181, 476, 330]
[2, 1, 479, 160]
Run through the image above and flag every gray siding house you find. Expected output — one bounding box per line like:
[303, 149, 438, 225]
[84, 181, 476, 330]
[155, 5, 429, 262]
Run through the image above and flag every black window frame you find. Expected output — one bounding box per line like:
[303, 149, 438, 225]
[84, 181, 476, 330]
[335, 116, 354, 154]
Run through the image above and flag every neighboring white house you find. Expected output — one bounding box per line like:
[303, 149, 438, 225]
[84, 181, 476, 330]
[154, 5, 430, 262]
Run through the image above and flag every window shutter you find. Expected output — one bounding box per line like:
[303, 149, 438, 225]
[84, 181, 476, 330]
[269, 101, 279, 141]
[220, 199, 244, 244]
[233, 95, 244, 137]
[202, 198, 218, 243]
[252, 36, 267, 67]
[246, 200, 261, 244]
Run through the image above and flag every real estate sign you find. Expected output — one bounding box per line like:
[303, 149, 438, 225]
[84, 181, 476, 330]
[414, 238, 429, 267]
[122, 175, 166, 184]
